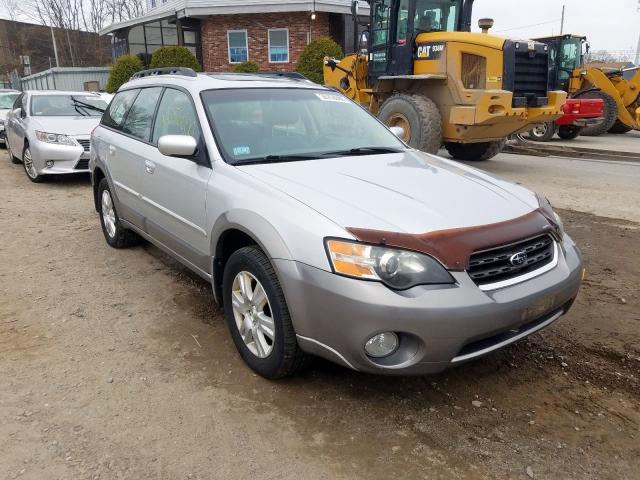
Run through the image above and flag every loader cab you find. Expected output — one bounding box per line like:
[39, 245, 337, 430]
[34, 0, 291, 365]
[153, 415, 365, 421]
[537, 34, 587, 91]
[368, 0, 466, 84]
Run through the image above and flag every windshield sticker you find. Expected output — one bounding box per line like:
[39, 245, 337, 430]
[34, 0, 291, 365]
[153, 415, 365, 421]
[315, 92, 350, 103]
[233, 145, 251, 156]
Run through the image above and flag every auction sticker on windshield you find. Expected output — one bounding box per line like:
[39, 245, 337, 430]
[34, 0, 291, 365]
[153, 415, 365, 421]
[315, 92, 350, 103]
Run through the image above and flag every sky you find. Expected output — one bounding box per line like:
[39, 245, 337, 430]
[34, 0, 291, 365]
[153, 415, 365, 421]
[471, 0, 640, 57]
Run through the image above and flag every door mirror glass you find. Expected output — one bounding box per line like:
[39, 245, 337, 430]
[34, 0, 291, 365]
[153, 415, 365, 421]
[389, 125, 405, 139]
[158, 135, 197, 157]
[359, 31, 370, 53]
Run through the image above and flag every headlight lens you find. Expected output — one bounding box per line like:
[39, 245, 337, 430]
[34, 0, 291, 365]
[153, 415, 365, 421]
[35, 131, 76, 146]
[553, 211, 564, 237]
[325, 239, 455, 290]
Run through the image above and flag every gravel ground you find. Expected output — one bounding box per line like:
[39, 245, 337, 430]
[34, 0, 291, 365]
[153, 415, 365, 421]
[1, 149, 638, 480]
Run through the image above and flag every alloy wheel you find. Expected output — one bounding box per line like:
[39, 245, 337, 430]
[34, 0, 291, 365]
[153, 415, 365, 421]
[23, 148, 37, 179]
[231, 271, 275, 358]
[101, 190, 117, 239]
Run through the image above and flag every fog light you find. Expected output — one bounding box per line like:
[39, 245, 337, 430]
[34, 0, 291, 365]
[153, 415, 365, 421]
[364, 332, 399, 358]
[45, 160, 54, 168]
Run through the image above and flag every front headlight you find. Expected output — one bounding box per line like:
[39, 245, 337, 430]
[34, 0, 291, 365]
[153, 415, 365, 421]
[325, 239, 455, 290]
[553, 211, 565, 237]
[35, 131, 76, 146]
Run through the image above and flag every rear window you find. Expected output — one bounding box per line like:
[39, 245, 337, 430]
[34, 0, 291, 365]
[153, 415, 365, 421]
[30, 95, 107, 116]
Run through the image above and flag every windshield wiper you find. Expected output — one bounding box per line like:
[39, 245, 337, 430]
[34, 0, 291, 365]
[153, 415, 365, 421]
[319, 147, 404, 157]
[234, 154, 323, 165]
[71, 96, 105, 113]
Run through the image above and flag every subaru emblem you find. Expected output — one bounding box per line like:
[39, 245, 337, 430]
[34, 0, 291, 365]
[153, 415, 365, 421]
[510, 251, 528, 266]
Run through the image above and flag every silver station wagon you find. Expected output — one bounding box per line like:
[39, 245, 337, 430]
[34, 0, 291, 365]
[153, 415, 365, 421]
[91, 67, 583, 379]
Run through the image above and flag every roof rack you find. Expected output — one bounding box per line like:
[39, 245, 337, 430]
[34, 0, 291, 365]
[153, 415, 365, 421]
[205, 71, 309, 81]
[131, 67, 198, 80]
[255, 72, 308, 80]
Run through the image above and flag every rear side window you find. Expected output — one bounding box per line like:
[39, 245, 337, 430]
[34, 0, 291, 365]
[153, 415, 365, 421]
[102, 89, 139, 130]
[152, 88, 200, 144]
[121, 87, 163, 141]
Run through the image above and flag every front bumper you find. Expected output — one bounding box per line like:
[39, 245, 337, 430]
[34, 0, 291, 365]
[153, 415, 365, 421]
[29, 137, 90, 174]
[276, 235, 582, 375]
[446, 90, 567, 142]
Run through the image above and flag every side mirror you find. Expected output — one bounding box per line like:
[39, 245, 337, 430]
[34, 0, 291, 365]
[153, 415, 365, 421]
[359, 31, 369, 53]
[389, 125, 405, 139]
[17, 108, 25, 118]
[158, 135, 197, 157]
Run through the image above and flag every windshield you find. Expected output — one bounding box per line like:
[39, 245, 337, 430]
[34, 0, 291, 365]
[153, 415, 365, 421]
[559, 38, 582, 79]
[0, 92, 19, 109]
[30, 95, 107, 117]
[414, 0, 460, 33]
[201, 88, 406, 165]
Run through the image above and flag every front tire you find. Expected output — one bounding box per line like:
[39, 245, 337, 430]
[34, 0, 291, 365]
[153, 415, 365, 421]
[377, 94, 443, 154]
[444, 139, 506, 161]
[608, 121, 632, 134]
[22, 146, 45, 183]
[576, 91, 618, 136]
[557, 125, 582, 140]
[98, 178, 140, 248]
[527, 122, 557, 142]
[223, 246, 307, 379]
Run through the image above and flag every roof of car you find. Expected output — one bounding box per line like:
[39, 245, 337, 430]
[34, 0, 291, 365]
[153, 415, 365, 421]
[120, 71, 325, 93]
[0, 89, 19, 93]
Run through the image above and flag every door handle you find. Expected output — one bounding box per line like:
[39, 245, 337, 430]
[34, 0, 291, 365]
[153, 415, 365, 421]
[144, 160, 156, 174]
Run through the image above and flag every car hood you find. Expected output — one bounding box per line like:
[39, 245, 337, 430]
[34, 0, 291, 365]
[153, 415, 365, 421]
[31, 116, 101, 136]
[238, 150, 540, 234]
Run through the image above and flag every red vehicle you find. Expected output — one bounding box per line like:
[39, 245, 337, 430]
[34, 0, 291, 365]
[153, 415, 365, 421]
[527, 98, 604, 141]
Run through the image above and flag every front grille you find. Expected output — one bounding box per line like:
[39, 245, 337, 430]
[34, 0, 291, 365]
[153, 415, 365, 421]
[504, 40, 550, 107]
[513, 50, 549, 105]
[468, 234, 555, 286]
[75, 159, 89, 170]
[76, 139, 90, 152]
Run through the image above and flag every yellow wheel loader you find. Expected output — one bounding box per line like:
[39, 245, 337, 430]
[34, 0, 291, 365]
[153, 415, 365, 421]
[536, 34, 640, 136]
[323, 0, 566, 161]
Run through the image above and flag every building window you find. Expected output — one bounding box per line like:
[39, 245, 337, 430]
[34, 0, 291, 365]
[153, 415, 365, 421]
[150, 0, 156, 7]
[228, 30, 248, 64]
[268, 29, 289, 63]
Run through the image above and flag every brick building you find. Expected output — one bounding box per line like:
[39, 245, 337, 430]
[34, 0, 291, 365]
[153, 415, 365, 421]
[0, 19, 110, 82]
[100, 0, 369, 72]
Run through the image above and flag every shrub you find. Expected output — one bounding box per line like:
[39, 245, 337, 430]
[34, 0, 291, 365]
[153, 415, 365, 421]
[295, 36, 343, 84]
[149, 46, 201, 72]
[233, 60, 260, 73]
[105, 54, 144, 93]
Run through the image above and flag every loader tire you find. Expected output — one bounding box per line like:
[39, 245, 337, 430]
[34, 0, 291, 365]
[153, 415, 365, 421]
[576, 91, 618, 136]
[377, 94, 442, 154]
[444, 139, 506, 162]
[608, 121, 633, 134]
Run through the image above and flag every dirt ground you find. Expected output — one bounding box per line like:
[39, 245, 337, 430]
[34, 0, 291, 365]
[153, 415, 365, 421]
[0, 150, 638, 480]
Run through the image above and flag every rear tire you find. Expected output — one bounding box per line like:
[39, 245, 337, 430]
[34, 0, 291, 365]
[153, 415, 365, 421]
[608, 121, 632, 134]
[98, 178, 141, 248]
[5, 140, 20, 164]
[444, 139, 506, 161]
[527, 122, 557, 142]
[223, 246, 308, 379]
[377, 94, 442, 154]
[557, 125, 582, 140]
[576, 91, 618, 136]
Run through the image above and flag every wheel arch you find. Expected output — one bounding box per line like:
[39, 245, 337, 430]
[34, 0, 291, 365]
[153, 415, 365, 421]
[92, 167, 106, 212]
[210, 210, 293, 306]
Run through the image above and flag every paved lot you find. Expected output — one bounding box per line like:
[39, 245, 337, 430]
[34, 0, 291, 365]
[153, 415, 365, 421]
[1, 147, 638, 480]
[550, 130, 640, 154]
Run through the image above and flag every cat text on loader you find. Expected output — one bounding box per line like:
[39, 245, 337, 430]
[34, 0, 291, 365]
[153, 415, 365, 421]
[536, 34, 640, 136]
[323, 0, 567, 161]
